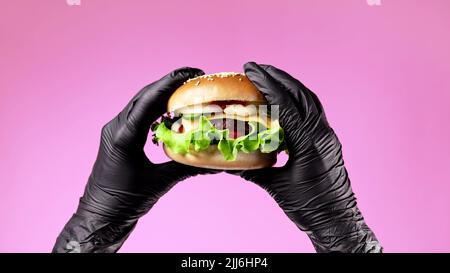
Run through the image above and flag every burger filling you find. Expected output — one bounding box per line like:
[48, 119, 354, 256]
[151, 102, 284, 161]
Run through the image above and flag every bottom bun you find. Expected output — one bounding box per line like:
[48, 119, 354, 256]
[163, 144, 277, 170]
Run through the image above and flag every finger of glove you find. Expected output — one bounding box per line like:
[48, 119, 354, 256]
[244, 62, 305, 155]
[154, 161, 222, 184]
[125, 67, 204, 132]
[225, 168, 278, 190]
[258, 64, 323, 117]
[244, 62, 298, 111]
[110, 67, 203, 151]
[143, 161, 221, 198]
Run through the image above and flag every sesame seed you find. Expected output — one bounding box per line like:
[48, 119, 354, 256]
[184, 72, 245, 84]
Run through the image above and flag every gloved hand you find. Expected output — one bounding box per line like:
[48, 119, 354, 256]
[53, 67, 217, 253]
[229, 62, 382, 253]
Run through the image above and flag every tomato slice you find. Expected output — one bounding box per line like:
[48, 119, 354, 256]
[229, 131, 239, 139]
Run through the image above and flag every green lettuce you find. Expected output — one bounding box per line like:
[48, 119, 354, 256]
[153, 116, 284, 161]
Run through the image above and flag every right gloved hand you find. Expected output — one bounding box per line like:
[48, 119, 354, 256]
[53, 67, 218, 253]
[229, 62, 382, 253]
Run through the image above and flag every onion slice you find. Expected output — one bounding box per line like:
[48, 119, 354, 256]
[175, 104, 223, 115]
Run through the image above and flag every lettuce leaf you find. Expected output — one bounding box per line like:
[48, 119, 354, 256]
[154, 122, 191, 154]
[153, 116, 284, 161]
[259, 126, 284, 153]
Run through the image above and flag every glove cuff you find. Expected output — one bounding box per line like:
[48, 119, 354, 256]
[52, 213, 137, 253]
[286, 207, 382, 253]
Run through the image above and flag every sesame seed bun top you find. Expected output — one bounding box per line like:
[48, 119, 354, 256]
[168, 72, 267, 112]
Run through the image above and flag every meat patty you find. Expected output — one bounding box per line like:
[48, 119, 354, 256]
[210, 118, 250, 139]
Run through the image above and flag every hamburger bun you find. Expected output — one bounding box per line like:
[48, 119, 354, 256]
[164, 144, 276, 170]
[168, 72, 267, 112]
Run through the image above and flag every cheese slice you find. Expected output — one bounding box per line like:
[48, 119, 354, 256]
[172, 113, 275, 133]
[224, 104, 258, 116]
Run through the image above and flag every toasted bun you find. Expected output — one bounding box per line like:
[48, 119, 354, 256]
[168, 72, 267, 112]
[164, 144, 276, 170]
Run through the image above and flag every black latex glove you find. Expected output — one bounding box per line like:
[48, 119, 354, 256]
[230, 62, 382, 253]
[53, 67, 217, 253]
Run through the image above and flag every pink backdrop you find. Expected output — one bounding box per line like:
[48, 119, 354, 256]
[1, 0, 449, 252]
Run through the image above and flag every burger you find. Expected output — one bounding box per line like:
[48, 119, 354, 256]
[151, 72, 285, 170]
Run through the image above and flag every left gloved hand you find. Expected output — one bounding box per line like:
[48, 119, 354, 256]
[228, 62, 382, 253]
[53, 67, 218, 253]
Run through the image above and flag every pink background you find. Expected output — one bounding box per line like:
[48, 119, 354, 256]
[1, 0, 449, 253]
